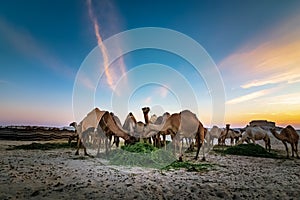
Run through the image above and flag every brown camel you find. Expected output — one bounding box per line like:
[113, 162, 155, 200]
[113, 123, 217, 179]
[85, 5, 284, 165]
[270, 125, 299, 158]
[142, 107, 153, 143]
[74, 108, 136, 156]
[153, 112, 171, 148]
[68, 122, 79, 145]
[144, 110, 206, 160]
[95, 112, 136, 155]
[218, 129, 242, 146]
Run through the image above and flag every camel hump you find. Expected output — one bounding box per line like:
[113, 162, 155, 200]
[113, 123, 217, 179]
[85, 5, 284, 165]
[286, 125, 296, 131]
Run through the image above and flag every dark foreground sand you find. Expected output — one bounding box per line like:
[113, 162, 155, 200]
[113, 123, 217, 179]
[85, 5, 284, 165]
[0, 140, 300, 200]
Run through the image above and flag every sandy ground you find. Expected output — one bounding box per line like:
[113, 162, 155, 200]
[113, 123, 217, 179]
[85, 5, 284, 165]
[0, 140, 300, 200]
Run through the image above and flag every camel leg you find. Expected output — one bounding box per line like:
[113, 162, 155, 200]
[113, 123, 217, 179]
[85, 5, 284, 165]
[263, 139, 267, 151]
[295, 142, 299, 158]
[105, 137, 109, 156]
[291, 143, 295, 157]
[282, 141, 289, 158]
[164, 136, 166, 150]
[179, 139, 183, 160]
[97, 137, 101, 156]
[195, 128, 205, 161]
[83, 146, 88, 156]
[75, 137, 81, 155]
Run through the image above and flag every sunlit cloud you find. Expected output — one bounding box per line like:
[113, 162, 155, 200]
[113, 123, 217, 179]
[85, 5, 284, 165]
[264, 93, 300, 105]
[226, 89, 272, 105]
[219, 14, 300, 90]
[0, 17, 75, 79]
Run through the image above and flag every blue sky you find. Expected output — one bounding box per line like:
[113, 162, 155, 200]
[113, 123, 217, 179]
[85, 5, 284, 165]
[1, 0, 300, 128]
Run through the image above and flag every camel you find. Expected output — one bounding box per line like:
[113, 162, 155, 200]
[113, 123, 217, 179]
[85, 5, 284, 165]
[96, 111, 138, 155]
[95, 112, 123, 156]
[149, 114, 157, 124]
[144, 110, 206, 160]
[109, 112, 121, 147]
[238, 126, 271, 152]
[270, 125, 299, 158]
[218, 129, 242, 146]
[122, 112, 137, 135]
[68, 122, 79, 145]
[122, 108, 150, 142]
[152, 112, 171, 148]
[207, 126, 223, 146]
[142, 107, 152, 143]
[74, 108, 136, 156]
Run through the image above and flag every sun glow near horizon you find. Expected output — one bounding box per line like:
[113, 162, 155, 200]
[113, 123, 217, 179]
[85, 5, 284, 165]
[220, 12, 300, 129]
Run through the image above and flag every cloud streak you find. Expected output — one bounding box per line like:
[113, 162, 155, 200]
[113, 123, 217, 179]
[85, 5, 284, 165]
[265, 92, 300, 105]
[0, 80, 8, 85]
[0, 17, 75, 79]
[226, 89, 273, 105]
[86, 0, 128, 93]
[87, 0, 115, 90]
[219, 14, 300, 90]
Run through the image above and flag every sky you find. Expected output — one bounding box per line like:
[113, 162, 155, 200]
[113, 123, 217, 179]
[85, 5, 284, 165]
[0, 0, 300, 128]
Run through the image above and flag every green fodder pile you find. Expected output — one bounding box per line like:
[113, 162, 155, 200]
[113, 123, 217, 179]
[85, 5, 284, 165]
[107, 142, 216, 172]
[7, 142, 77, 150]
[107, 142, 177, 169]
[214, 143, 278, 158]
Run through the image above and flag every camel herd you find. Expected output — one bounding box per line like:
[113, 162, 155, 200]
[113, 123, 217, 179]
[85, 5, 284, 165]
[70, 107, 299, 160]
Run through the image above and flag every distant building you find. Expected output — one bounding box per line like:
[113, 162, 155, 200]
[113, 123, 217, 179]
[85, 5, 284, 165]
[249, 120, 275, 128]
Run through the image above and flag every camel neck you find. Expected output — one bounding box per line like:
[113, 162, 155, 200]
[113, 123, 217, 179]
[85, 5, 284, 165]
[143, 112, 149, 124]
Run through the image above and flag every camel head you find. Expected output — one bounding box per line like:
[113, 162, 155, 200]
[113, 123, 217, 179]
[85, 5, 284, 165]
[142, 107, 150, 114]
[125, 136, 138, 145]
[69, 122, 77, 128]
[270, 128, 276, 134]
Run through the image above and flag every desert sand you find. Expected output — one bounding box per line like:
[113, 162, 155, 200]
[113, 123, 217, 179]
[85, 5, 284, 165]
[0, 140, 300, 200]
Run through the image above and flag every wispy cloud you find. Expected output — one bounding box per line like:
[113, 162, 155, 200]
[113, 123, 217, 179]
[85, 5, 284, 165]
[0, 17, 75, 79]
[87, 0, 115, 91]
[226, 88, 278, 105]
[144, 97, 152, 104]
[219, 14, 300, 90]
[0, 80, 9, 85]
[156, 86, 169, 98]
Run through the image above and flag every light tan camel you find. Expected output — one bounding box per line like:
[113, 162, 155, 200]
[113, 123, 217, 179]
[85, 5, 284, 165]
[207, 126, 223, 146]
[149, 114, 157, 124]
[270, 125, 299, 158]
[122, 108, 150, 141]
[238, 126, 271, 152]
[144, 110, 206, 160]
[122, 112, 137, 135]
[73, 108, 106, 155]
